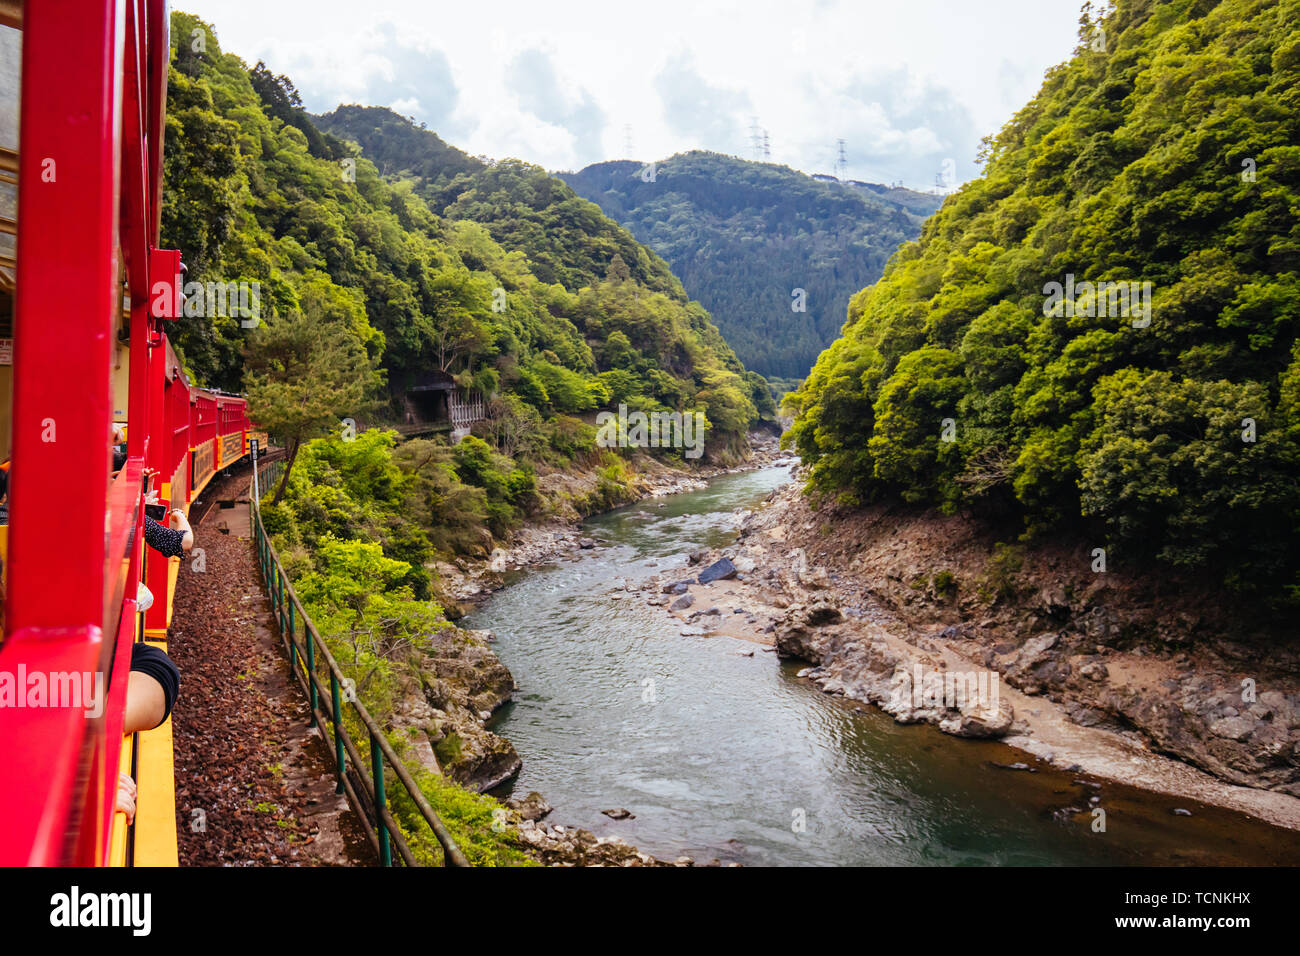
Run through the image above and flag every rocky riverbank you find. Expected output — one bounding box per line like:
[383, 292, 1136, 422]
[432, 431, 786, 608]
[631, 469, 1300, 832]
[501, 791, 729, 866]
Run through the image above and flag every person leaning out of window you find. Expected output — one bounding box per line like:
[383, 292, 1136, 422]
[142, 486, 193, 558]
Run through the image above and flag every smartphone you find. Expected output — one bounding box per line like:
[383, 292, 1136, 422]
[145, 503, 167, 521]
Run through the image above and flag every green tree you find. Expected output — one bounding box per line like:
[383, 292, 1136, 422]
[244, 305, 381, 503]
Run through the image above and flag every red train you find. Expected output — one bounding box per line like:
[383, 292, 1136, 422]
[0, 0, 261, 865]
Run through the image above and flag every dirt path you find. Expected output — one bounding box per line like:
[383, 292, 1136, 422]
[169, 465, 371, 866]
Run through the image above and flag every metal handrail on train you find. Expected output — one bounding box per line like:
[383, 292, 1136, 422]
[249, 446, 470, 867]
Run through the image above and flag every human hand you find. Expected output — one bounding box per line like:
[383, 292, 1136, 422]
[116, 771, 137, 824]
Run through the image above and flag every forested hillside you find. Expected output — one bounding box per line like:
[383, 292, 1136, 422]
[315, 106, 697, 301]
[163, 16, 770, 471]
[787, 0, 1300, 603]
[560, 153, 942, 378]
[316, 103, 485, 186]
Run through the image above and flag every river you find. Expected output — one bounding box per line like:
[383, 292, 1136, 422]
[465, 465, 1300, 866]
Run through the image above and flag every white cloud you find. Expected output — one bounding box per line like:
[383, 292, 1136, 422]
[181, 0, 1083, 189]
[505, 49, 608, 167]
[654, 51, 753, 157]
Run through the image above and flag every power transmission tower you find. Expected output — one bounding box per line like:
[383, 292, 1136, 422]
[835, 139, 847, 179]
[749, 116, 764, 161]
[761, 130, 770, 161]
[623, 124, 634, 158]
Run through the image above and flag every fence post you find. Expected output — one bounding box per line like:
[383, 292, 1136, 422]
[330, 673, 345, 794]
[370, 731, 392, 866]
[282, 572, 297, 672]
[305, 626, 318, 726]
[287, 600, 297, 678]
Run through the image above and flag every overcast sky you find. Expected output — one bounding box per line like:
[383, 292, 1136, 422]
[181, 0, 1086, 190]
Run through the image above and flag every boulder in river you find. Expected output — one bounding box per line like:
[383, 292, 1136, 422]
[697, 558, 738, 584]
[507, 791, 553, 821]
[601, 808, 635, 820]
[773, 603, 844, 661]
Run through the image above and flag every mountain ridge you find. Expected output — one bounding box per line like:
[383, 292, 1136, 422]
[559, 151, 943, 379]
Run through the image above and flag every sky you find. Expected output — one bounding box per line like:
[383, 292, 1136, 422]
[180, 0, 1087, 191]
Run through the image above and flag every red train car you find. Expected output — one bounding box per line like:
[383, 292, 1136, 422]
[0, 0, 258, 866]
[140, 338, 256, 640]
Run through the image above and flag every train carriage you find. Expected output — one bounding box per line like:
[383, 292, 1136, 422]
[0, 0, 257, 866]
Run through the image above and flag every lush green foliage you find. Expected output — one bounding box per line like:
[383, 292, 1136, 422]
[315, 103, 484, 186]
[264, 429, 529, 589]
[560, 152, 941, 378]
[789, 0, 1300, 601]
[319, 107, 687, 295]
[315, 108, 773, 439]
[243, 292, 384, 502]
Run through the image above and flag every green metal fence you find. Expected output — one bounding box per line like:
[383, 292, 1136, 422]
[251, 452, 469, 867]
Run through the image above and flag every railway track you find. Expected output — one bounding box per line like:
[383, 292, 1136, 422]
[187, 447, 285, 525]
[168, 461, 371, 866]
